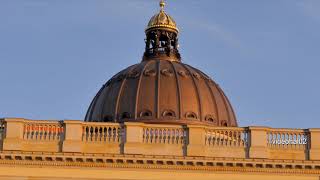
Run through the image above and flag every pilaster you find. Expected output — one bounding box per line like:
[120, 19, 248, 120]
[124, 122, 145, 154]
[62, 120, 83, 153]
[187, 125, 206, 156]
[309, 128, 320, 160]
[2, 118, 25, 151]
[249, 126, 268, 159]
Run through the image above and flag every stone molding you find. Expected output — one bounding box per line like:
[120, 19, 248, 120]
[0, 151, 319, 175]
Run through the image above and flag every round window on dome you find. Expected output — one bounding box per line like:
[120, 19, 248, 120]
[121, 112, 131, 119]
[140, 110, 153, 118]
[205, 115, 217, 125]
[221, 120, 228, 127]
[162, 110, 176, 118]
[103, 115, 113, 122]
[186, 112, 198, 120]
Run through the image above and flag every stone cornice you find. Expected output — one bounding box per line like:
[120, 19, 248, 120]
[0, 151, 319, 175]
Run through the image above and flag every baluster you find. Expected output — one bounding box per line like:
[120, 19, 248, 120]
[267, 132, 270, 147]
[103, 127, 106, 142]
[39, 125, 42, 140]
[82, 126, 86, 141]
[179, 130, 183, 144]
[299, 133, 303, 149]
[159, 129, 163, 143]
[289, 133, 292, 149]
[150, 128, 154, 143]
[44, 125, 48, 141]
[205, 131, 209, 146]
[281, 133, 284, 148]
[23, 124, 27, 140]
[169, 129, 172, 144]
[233, 131, 237, 146]
[143, 128, 146, 143]
[229, 131, 233, 146]
[115, 127, 119, 143]
[212, 130, 216, 146]
[172, 129, 175, 144]
[55, 126, 59, 140]
[146, 128, 149, 143]
[86, 126, 89, 142]
[167, 129, 170, 144]
[164, 129, 168, 144]
[167, 129, 171, 144]
[225, 131, 228, 146]
[175, 130, 179, 144]
[55, 126, 60, 140]
[34, 125, 38, 140]
[155, 129, 158, 143]
[112, 127, 116, 142]
[240, 131, 244, 147]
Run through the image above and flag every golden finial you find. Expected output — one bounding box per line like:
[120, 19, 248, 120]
[159, 0, 166, 11]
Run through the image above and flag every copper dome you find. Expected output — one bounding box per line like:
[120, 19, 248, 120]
[85, 1, 237, 127]
[85, 59, 237, 127]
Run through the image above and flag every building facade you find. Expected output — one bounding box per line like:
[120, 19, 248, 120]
[0, 1, 319, 179]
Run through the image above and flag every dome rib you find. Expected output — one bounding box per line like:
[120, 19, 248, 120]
[156, 60, 161, 119]
[114, 65, 137, 121]
[214, 84, 231, 126]
[187, 64, 220, 122]
[134, 61, 152, 119]
[85, 86, 103, 121]
[183, 64, 202, 121]
[219, 86, 238, 126]
[169, 61, 182, 119]
[99, 85, 110, 121]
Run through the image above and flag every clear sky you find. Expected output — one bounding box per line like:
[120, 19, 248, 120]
[1, 0, 319, 128]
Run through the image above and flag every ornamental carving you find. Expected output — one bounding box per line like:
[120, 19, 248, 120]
[144, 69, 157, 77]
[161, 69, 174, 77]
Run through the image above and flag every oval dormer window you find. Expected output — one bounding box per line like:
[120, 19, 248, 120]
[140, 110, 152, 118]
[162, 110, 176, 118]
[186, 112, 197, 119]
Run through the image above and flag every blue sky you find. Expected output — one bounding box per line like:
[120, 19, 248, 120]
[0, 0, 319, 128]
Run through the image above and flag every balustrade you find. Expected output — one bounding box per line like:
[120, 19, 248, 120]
[267, 129, 308, 149]
[205, 127, 248, 147]
[23, 121, 64, 141]
[142, 126, 186, 145]
[82, 123, 122, 143]
[0, 118, 318, 160]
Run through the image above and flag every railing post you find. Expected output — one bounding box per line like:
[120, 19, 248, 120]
[187, 125, 206, 156]
[249, 126, 268, 159]
[2, 118, 25, 151]
[62, 120, 83, 153]
[124, 122, 144, 154]
[309, 128, 320, 160]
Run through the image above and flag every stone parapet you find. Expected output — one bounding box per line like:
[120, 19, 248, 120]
[0, 118, 319, 161]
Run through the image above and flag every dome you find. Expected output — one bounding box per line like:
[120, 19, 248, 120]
[145, 1, 178, 34]
[85, 59, 237, 127]
[85, 0, 237, 127]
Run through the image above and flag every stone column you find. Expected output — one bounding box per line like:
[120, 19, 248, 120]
[2, 118, 25, 151]
[249, 126, 268, 159]
[124, 122, 144, 154]
[309, 128, 320, 160]
[62, 120, 83, 153]
[187, 125, 206, 156]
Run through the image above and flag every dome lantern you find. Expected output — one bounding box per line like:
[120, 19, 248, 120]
[144, 0, 181, 62]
